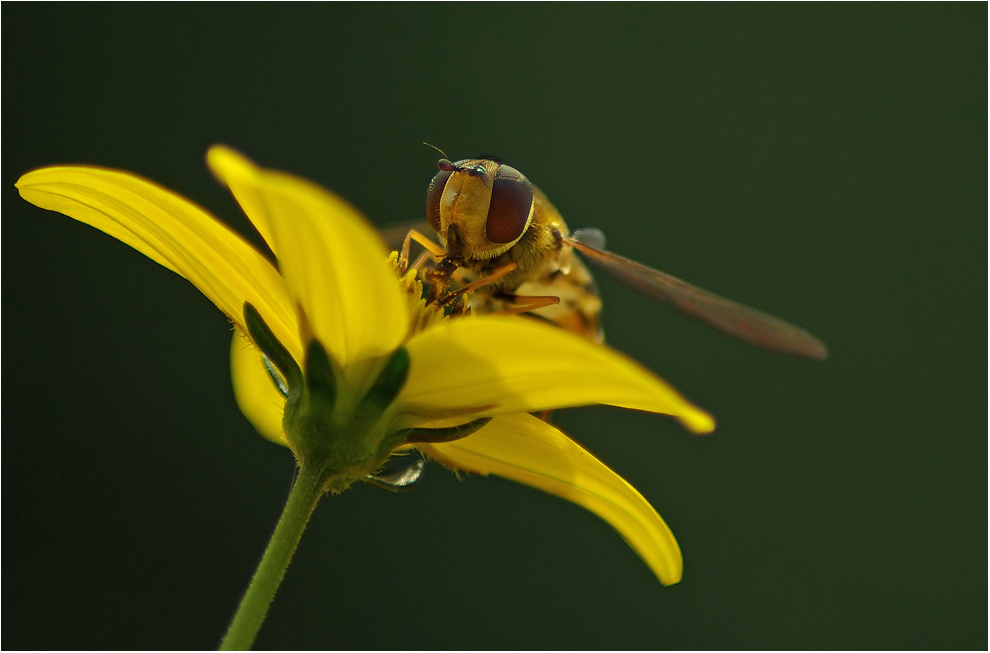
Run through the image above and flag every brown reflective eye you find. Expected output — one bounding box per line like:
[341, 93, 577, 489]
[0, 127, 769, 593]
[486, 165, 533, 244]
[425, 169, 451, 231]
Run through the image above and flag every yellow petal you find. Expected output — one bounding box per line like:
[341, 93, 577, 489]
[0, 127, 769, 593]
[206, 145, 278, 254]
[400, 316, 715, 433]
[16, 165, 301, 361]
[230, 331, 289, 446]
[206, 146, 409, 372]
[419, 413, 683, 585]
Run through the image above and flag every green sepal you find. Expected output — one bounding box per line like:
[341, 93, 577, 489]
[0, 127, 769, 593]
[244, 303, 301, 394]
[357, 347, 409, 416]
[343, 347, 410, 437]
[261, 355, 289, 398]
[390, 416, 493, 446]
[363, 458, 426, 492]
[303, 339, 337, 407]
[280, 339, 341, 463]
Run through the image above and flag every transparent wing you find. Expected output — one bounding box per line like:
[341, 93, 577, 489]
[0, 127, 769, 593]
[566, 231, 828, 360]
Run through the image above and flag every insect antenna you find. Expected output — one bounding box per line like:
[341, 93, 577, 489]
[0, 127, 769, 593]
[422, 141, 449, 160]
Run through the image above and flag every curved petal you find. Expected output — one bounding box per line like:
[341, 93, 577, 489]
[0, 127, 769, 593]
[399, 316, 715, 433]
[206, 145, 278, 254]
[205, 146, 409, 371]
[230, 331, 289, 446]
[419, 413, 683, 585]
[16, 165, 301, 361]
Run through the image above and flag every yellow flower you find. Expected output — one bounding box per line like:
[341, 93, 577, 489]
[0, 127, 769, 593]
[16, 146, 714, 587]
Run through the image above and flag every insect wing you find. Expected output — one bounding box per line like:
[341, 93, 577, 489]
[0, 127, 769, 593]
[565, 236, 828, 360]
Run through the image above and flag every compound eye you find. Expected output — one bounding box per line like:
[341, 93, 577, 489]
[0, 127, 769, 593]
[425, 168, 452, 232]
[486, 165, 533, 244]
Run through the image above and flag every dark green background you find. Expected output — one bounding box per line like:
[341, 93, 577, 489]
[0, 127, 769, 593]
[4, 4, 985, 650]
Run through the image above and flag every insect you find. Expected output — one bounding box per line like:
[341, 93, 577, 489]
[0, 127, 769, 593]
[390, 156, 827, 360]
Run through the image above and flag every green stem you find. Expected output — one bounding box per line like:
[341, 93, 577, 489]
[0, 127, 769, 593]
[219, 464, 324, 651]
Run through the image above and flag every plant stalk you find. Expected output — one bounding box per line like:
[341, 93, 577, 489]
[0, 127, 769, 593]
[219, 464, 324, 650]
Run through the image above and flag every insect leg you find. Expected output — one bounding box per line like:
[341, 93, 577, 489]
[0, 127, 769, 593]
[408, 229, 446, 257]
[491, 293, 562, 316]
[438, 262, 518, 308]
[409, 249, 432, 273]
[398, 229, 446, 273]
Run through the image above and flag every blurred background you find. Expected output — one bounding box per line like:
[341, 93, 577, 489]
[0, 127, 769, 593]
[4, 4, 985, 649]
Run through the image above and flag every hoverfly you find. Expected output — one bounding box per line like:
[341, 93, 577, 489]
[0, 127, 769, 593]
[388, 156, 827, 360]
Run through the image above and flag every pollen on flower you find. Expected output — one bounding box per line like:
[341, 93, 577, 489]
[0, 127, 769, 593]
[387, 251, 460, 337]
